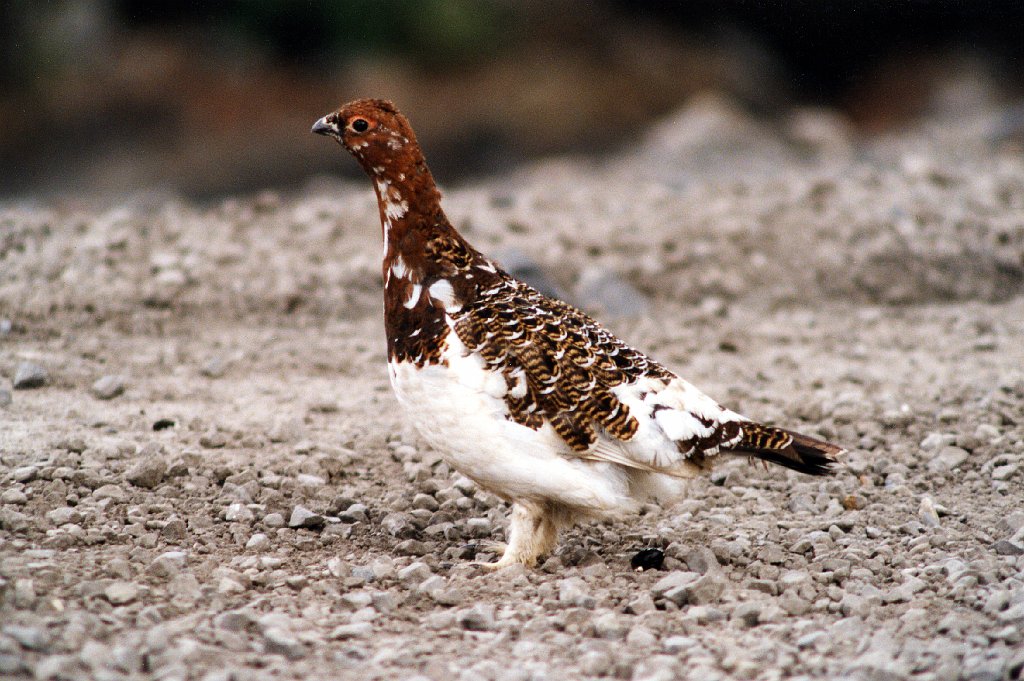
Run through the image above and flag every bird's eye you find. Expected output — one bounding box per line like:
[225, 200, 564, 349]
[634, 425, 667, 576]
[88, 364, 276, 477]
[351, 118, 370, 133]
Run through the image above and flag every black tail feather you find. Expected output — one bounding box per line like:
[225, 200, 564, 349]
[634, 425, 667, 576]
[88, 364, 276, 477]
[739, 426, 842, 476]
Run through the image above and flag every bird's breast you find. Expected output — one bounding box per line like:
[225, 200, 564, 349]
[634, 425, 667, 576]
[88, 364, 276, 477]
[382, 252, 482, 366]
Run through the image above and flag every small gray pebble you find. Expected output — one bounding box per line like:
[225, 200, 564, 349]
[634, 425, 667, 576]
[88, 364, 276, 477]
[91, 374, 126, 399]
[412, 493, 439, 511]
[338, 503, 368, 523]
[631, 655, 683, 681]
[993, 463, 1019, 480]
[919, 496, 941, 528]
[655, 571, 723, 606]
[395, 539, 431, 556]
[199, 430, 227, 449]
[341, 593, 374, 612]
[201, 357, 228, 378]
[330, 622, 373, 639]
[992, 539, 1024, 556]
[12, 579, 35, 607]
[371, 591, 398, 612]
[246, 533, 269, 550]
[13, 361, 47, 389]
[927, 446, 970, 472]
[626, 592, 658, 615]
[732, 602, 761, 627]
[262, 627, 305, 660]
[998, 511, 1024, 535]
[840, 593, 871, 618]
[93, 484, 126, 501]
[169, 573, 201, 601]
[381, 512, 415, 537]
[0, 489, 26, 504]
[416, 575, 446, 596]
[779, 591, 811, 616]
[663, 636, 697, 654]
[920, 432, 955, 451]
[285, 575, 308, 590]
[224, 503, 255, 522]
[797, 631, 828, 649]
[30, 655, 82, 681]
[432, 588, 464, 607]
[0, 509, 31, 533]
[126, 458, 167, 489]
[651, 571, 700, 599]
[12, 466, 37, 482]
[0, 388, 11, 407]
[2, 624, 50, 650]
[295, 473, 325, 486]
[149, 550, 187, 578]
[348, 565, 376, 581]
[558, 577, 596, 608]
[104, 581, 139, 605]
[397, 561, 432, 584]
[465, 517, 492, 537]
[213, 610, 253, 632]
[456, 604, 495, 631]
[591, 611, 627, 640]
[77, 641, 113, 671]
[622, 622, 655, 647]
[682, 547, 719, 574]
[263, 512, 285, 528]
[579, 649, 614, 676]
[288, 505, 325, 529]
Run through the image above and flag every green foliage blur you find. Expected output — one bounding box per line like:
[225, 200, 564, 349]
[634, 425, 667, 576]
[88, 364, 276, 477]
[0, 0, 515, 92]
[117, 0, 514, 66]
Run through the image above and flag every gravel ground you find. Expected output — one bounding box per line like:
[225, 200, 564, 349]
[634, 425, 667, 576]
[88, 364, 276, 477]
[2, 95, 1024, 681]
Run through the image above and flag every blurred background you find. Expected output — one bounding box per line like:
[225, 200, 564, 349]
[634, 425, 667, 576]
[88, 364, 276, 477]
[2, 0, 1023, 201]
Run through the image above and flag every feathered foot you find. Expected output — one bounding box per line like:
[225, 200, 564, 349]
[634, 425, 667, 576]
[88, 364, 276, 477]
[472, 503, 559, 569]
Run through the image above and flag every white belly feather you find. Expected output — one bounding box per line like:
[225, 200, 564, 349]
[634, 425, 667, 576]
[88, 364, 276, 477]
[388, 330, 639, 514]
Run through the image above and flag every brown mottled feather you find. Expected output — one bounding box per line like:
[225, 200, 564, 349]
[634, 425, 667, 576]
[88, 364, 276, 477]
[450, 274, 673, 453]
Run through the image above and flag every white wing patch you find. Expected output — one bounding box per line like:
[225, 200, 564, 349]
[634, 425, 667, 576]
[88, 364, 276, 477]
[427, 279, 462, 312]
[605, 376, 747, 471]
[404, 283, 423, 309]
[653, 408, 715, 442]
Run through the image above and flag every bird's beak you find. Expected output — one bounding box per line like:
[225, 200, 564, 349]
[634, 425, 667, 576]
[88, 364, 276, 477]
[311, 116, 337, 137]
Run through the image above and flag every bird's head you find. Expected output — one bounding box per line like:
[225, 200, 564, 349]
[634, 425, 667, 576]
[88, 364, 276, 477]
[311, 98, 421, 173]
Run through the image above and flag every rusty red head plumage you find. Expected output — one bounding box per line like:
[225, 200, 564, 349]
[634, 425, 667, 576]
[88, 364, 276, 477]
[312, 99, 425, 177]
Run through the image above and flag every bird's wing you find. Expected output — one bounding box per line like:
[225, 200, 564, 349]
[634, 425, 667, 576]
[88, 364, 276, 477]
[450, 275, 749, 476]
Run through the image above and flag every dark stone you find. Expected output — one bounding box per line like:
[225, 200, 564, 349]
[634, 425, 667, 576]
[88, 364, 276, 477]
[630, 548, 665, 571]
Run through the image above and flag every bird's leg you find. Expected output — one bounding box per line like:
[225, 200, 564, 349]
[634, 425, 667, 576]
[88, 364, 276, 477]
[475, 503, 559, 569]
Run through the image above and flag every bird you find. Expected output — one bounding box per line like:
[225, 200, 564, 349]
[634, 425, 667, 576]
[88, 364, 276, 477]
[312, 99, 843, 568]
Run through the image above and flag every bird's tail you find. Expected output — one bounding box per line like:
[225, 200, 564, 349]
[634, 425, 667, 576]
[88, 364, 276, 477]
[736, 423, 842, 476]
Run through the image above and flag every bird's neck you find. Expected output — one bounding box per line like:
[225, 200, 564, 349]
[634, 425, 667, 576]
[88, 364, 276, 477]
[367, 156, 474, 280]
[367, 158, 488, 366]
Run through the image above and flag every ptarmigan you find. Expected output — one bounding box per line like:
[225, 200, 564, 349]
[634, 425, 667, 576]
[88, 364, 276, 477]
[313, 99, 843, 568]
